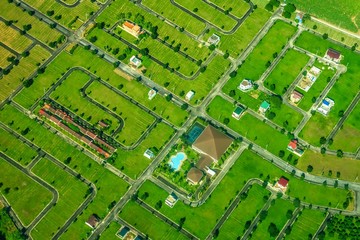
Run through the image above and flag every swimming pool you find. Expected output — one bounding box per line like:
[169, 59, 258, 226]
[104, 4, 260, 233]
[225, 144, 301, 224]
[169, 152, 187, 171]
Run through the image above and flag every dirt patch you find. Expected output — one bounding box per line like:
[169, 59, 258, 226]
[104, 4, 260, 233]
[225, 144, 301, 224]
[250, 90, 259, 99]
[113, 68, 133, 81]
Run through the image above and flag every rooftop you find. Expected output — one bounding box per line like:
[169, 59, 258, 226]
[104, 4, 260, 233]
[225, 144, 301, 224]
[187, 167, 203, 184]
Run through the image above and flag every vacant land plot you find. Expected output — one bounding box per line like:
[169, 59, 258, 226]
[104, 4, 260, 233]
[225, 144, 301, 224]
[30, 158, 89, 240]
[264, 49, 310, 95]
[87, 80, 155, 146]
[251, 198, 294, 240]
[98, 221, 122, 240]
[0, 21, 32, 53]
[0, 1, 63, 45]
[210, 0, 250, 18]
[119, 201, 188, 240]
[0, 128, 37, 166]
[0, 46, 14, 68]
[0, 157, 52, 226]
[114, 123, 175, 179]
[330, 102, 360, 153]
[218, 184, 270, 239]
[288, 0, 360, 32]
[285, 209, 325, 240]
[22, 0, 98, 29]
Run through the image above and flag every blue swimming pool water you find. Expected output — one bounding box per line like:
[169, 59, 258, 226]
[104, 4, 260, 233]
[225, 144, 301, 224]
[169, 152, 186, 171]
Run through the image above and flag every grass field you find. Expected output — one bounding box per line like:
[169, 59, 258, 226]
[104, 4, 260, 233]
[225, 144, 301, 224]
[30, 158, 89, 240]
[119, 201, 188, 240]
[98, 221, 122, 240]
[285, 209, 326, 240]
[287, 0, 360, 32]
[0, 21, 32, 53]
[0, 128, 37, 166]
[137, 150, 351, 238]
[264, 49, 310, 96]
[218, 184, 271, 239]
[87, 80, 156, 146]
[0, 1, 63, 45]
[0, 45, 50, 103]
[0, 157, 52, 226]
[210, 0, 250, 18]
[0, 105, 129, 238]
[0, 45, 14, 68]
[251, 198, 294, 240]
[114, 123, 175, 179]
[330, 102, 360, 153]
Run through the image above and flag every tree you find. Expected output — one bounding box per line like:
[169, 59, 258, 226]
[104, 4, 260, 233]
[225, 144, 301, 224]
[46, 10, 55, 16]
[229, 90, 236, 97]
[267, 111, 276, 120]
[155, 200, 162, 210]
[307, 165, 313, 173]
[181, 103, 188, 110]
[268, 222, 280, 237]
[336, 149, 343, 158]
[209, 44, 216, 51]
[229, 71, 237, 78]
[259, 210, 268, 221]
[64, 157, 72, 164]
[165, 94, 173, 102]
[321, 147, 326, 154]
[141, 192, 149, 200]
[23, 24, 32, 31]
[320, 136, 326, 145]
[282, 11, 291, 18]
[200, 66, 207, 73]
[244, 220, 251, 229]
[193, 8, 198, 12]
[265, 3, 273, 12]
[23, 78, 34, 88]
[322, 33, 329, 39]
[284, 3, 296, 13]
[140, 48, 149, 56]
[223, 118, 230, 125]
[278, 150, 285, 158]
[270, 84, 276, 91]
[293, 197, 300, 207]
[223, 52, 229, 59]
[89, 36, 98, 43]
[286, 210, 293, 219]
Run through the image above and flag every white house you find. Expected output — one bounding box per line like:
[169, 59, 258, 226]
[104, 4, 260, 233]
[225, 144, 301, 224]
[148, 88, 157, 100]
[185, 90, 195, 101]
[129, 56, 142, 68]
[143, 149, 155, 159]
[238, 79, 253, 91]
[317, 97, 335, 116]
[207, 33, 220, 45]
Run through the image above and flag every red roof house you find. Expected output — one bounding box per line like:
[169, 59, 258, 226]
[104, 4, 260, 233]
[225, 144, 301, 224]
[287, 140, 298, 151]
[278, 177, 289, 188]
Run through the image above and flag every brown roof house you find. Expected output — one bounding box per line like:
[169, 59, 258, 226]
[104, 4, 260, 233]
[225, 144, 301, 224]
[187, 167, 204, 185]
[325, 48, 342, 63]
[196, 154, 213, 170]
[85, 214, 100, 229]
[192, 125, 233, 162]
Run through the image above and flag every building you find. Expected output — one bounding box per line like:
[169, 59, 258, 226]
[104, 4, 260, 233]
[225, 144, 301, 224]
[207, 33, 220, 45]
[192, 125, 233, 162]
[148, 88, 157, 100]
[232, 106, 245, 120]
[297, 66, 322, 92]
[205, 168, 216, 177]
[238, 79, 253, 91]
[143, 149, 155, 159]
[317, 97, 335, 116]
[295, 12, 303, 24]
[290, 90, 303, 104]
[287, 139, 304, 156]
[85, 214, 100, 229]
[325, 48, 341, 63]
[165, 192, 179, 208]
[187, 167, 203, 185]
[274, 177, 289, 193]
[129, 56, 142, 68]
[196, 154, 213, 170]
[122, 21, 143, 37]
[185, 90, 195, 101]
[259, 101, 270, 114]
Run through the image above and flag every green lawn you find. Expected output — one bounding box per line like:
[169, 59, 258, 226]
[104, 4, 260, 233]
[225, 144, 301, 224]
[251, 198, 295, 240]
[0, 157, 52, 226]
[210, 0, 250, 18]
[0, 209, 25, 239]
[30, 158, 89, 240]
[285, 209, 326, 240]
[0, 127, 37, 166]
[99, 221, 122, 240]
[218, 184, 271, 239]
[264, 49, 310, 95]
[119, 201, 188, 240]
[0, 45, 14, 68]
[0, 21, 32, 53]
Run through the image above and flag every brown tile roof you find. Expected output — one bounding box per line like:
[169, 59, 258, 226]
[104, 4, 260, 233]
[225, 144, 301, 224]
[326, 48, 341, 59]
[192, 126, 232, 161]
[187, 167, 203, 184]
[86, 214, 99, 228]
[196, 154, 213, 170]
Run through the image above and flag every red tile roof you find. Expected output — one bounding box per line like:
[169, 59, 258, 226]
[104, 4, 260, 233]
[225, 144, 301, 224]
[278, 177, 289, 188]
[326, 48, 341, 59]
[288, 140, 297, 150]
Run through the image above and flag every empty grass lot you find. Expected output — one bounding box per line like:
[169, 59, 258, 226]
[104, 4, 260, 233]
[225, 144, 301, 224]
[210, 0, 250, 18]
[0, 105, 129, 238]
[0, 157, 52, 226]
[0, 128, 37, 166]
[0, 46, 14, 68]
[285, 209, 326, 240]
[264, 49, 310, 95]
[0, 1, 63, 45]
[30, 158, 89, 240]
[98, 221, 122, 240]
[288, 0, 360, 32]
[114, 123, 175, 179]
[141, 0, 205, 35]
[218, 184, 271, 239]
[0, 21, 32, 53]
[330, 102, 360, 153]
[120, 201, 188, 240]
[50, 70, 121, 136]
[137, 150, 351, 238]
[22, 0, 98, 29]
[0, 45, 50, 103]
[251, 198, 295, 240]
[87, 80, 156, 146]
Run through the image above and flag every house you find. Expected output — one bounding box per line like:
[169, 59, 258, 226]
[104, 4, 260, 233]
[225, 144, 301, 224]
[287, 139, 304, 156]
[165, 192, 179, 208]
[205, 168, 216, 177]
[86, 131, 97, 139]
[85, 214, 100, 229]
[129, 56, 142, 68]
[187, 167, 203, 185]
[185, 90, 195, 101]
[295, 12, 303, 24]
[98, 120, 109, 128]
[232, 106, 245, 120]
[143, 149, 155, 159]
[193, 125, 233, 162]
[325, 48, 341, 62]
[196, 154, 213, 170]
[122, 21, 143, 37]
[274, 177, 289, 193]
[207, 33, 220, 45]
[148, 88, 157, 100]
[259, 101, 270, 114]
[238, 79, 253, 91]
[118, 226, 130, 238]
[290, 90, 303, 104]
[317, 97, 335, 116]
